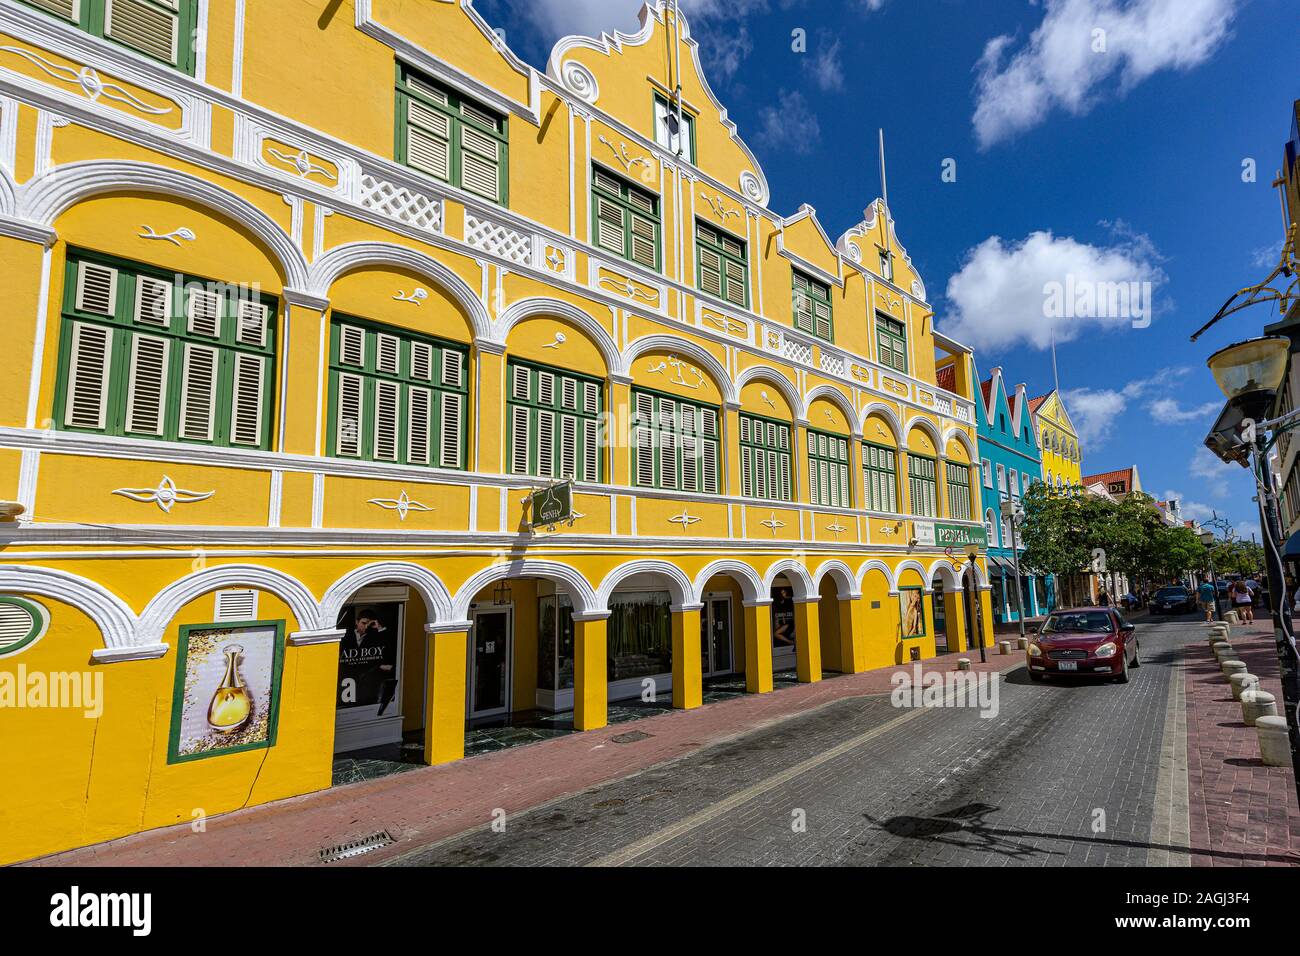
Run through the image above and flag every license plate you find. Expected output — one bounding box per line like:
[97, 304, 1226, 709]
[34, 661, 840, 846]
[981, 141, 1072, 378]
[1057, 661, 1078, 671]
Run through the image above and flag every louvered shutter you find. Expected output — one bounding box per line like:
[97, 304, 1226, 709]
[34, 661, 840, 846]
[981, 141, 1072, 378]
[560, 415, 577, 480]
[64, 322, 113, 430]
[537, 411, 554, 478]
[375, 333, 400, 375]
[179, 344, 218, 441]
[441, 348, 463, 388]
[105, 0, 181, 65]
[634, 392, 655, 486]
[336, 373, 364, 456]
[407, 387, 431, 465]
[124, 333, 169, 436]
[235, 300, 269, 348]
[583, 418, 599, 481]
[595, 197, 625, 255]
[538, 371, 554, 407]
[339, 325, 366, 367]
[372, 380, 400, 461]
[561, 377, 577, 410]
[510, 406, 530, 475]
[76, 261, 118, 315]
[439, 392, 462, 468]
[460, 125, 501, 201]
[659, 400, 677, 490]
[724, 260, 747, 306]
[814, 302, 832, 340]
[512, 365, 530, 400]
[741, 446, 753, 497]
[699, 248, 723, 298]
[229, 354, 265, 447]
[0, 601, 37, 653]
[583, 382, 599, 415]
[702, 439, 718, 494]
[406, 100, 452, 181]
[29, 0, 79, 22]
[793, 284, 813, 334]
[780, 452, 791, 501]
[186, 287, 222, 338]
[630, 212, 657, 268]
[410, 342, 433, 381]
[133, 276, 171, 327]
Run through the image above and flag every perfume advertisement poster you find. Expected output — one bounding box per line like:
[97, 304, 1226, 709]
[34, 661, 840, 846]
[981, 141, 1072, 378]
[335, 602, 401, 713]
[901, 590, 926, 638]
[168, 622, 285, 764]
[771, 586, 795, 651]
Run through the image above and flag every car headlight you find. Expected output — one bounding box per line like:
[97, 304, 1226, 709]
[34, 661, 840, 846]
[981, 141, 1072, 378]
[1095, 642, 1118, 658]
[1028, 643, 1043, 657]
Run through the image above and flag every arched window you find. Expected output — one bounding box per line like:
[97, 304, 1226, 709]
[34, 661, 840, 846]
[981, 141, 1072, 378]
[985, 509, 997, 546]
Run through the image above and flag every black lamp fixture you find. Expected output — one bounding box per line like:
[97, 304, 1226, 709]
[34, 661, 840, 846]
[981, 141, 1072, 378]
[492, 579, 513, 606]
[1203, 335, 1291, 465]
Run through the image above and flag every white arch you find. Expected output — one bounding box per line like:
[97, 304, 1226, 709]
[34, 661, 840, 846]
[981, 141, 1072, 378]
[812, 559, 859, 599]
[451, 560, 599, 620]
[0, 164, 15, 218]
[763, 559, 815, 602]
[596, 559, 694, 609]
[904, 416, 944, 459]
[0, 565, 135, 651]
[735, 365, 806, 420]
[137, 565, 321, 647]
[623, 334, 738, 405]
[320, 562, 454, 631]
[804, 385, 861, 437]
[942, 426, 976, 463]
[692, 559, 764, 604]
[894, 559, 931, 591]
[961, 560, 990, 590]
[859, 402, 904, 446]
[309, 241, 491, 340]
[20, 161, 311, 290]
[493, 297, 623, 377]
[928, 559, 965, 591]
[856, 558, 897, 593]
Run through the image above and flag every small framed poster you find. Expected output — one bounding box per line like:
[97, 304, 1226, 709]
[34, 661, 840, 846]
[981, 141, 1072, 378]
[168, 620, 285, 764]
[900, 588, 926, 639]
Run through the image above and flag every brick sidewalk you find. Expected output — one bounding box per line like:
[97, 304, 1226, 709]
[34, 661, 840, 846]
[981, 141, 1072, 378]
[30, 649, 1025, 867]
[1184, 620, 1300, 866]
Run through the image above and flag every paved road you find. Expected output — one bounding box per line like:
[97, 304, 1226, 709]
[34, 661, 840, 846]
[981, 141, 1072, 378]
[389, 615, 1201, 867]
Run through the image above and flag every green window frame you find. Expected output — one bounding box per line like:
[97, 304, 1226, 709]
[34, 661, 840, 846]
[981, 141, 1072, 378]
[632, 388, 719, 493]
[908, 454, 938, 518]
[696, 220, 749, 308]
[653, 92, 696, 163]
[507, 360, 604, 482]
[876, 312, 908, 372]
[54, 252, 277, 450]
[792, 270, 833, 341]
[592, 165, 661, 271]
[946, 461, 973, 521]
[0, 596, 49, 657]
[863, 442, 899, 513]
[739, 413, 791, 501]
[396, 63, 509, 206]
[808, 429, 851, 507]
[327, 317, 468, 469]
[22, 0, 199, 73]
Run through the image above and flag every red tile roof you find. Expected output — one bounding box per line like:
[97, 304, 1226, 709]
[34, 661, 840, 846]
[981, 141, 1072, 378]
[1082, 468, 1136, 492]
[936, 364, 956, 393]
[1027, 394, 1050, 414]
[980, 378, 993, 410]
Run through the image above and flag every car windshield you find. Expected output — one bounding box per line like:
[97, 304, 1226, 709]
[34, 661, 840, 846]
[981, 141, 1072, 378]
[1155, 588, 1187, 599]
[1043, 612, 1114, 634]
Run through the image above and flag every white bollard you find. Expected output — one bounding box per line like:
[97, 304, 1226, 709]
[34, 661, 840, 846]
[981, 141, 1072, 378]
[957, 658, 971, 671]
[1222, 659, 1248, 680]
[1242, 689, 1277, 726]
[998, 640, 1012, 655]
[1256, 715, 1291, 767]
[1225, 610, 1241, 625]
[1229, 672, 1259, 701]
[1018, 637, 1029, 650]
[1214, 643, 1237, 661]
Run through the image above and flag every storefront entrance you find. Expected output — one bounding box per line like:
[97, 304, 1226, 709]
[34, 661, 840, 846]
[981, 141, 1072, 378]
[334, 585, 409, 754]
[469, 607, 512, 719]
[770, 578, 797, 671]
[932, 583, 948, 653]
[700, 593, 734, 678]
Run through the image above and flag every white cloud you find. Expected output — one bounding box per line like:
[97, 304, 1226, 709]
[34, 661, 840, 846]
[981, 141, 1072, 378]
[972, 0, 1237, 149]
[1163, 492, 1217, 525]
[1063, 367, 1205, 448]
[941, 225, 1165, 351]
[1189, 446, 1239, 499]
[806, 34, 845, 92]
[1147, 397, 1222, 424]
[757, 90, 822, 155]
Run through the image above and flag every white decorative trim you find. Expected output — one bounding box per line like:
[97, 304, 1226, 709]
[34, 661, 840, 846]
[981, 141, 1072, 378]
[736, 365, 806, 420]
[812, 559, 860, 599]
[393, 287, 428, 305]
[596, 135, 652, 174]
[91, 643, 169, 663]
[557, 59, 598, 104]
[857, 558, 898, 592]
[138, 224, 195, 245]
[16, 447, 38, 520]
[594, 559, 693, 610]
[0, 565, 135, 651]
[137, 564, 320, 647]
[451, 559, 599, 619]
[0, 46, 172, 115]
[0, 94, 19, 179]
[691, 559, 763, 604]
[320, 561, 454, 630]
[112, 476, 214, 513]
[667, 509, 701, 530]
[763, 559, 815, 601]
[368, 491, 434, 521]
[623, 334, 738, 404]
[287, 628, 344, 646]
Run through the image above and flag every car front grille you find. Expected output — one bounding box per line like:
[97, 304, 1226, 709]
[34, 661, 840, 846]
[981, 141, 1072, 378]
[1049, 649, 1089, 660]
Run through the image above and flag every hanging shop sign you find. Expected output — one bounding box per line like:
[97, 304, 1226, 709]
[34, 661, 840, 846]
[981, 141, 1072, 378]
[935, 522, 987, 548]
[529, 481, 575, 529]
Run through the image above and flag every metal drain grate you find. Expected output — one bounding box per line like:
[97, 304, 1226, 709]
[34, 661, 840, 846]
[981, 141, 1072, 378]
[318, 831, 395, 863]
[610, 730, 653, 744]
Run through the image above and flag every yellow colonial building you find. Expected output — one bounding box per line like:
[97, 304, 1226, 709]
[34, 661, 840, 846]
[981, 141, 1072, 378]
[0, 0, 992, 862]
[1028, 389, 1082, 488]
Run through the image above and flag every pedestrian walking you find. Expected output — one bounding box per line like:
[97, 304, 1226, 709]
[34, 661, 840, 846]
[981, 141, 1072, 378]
[1096, 587, 1110, 607]
[1232, 580, 1254, 624]
[1197, 577, 1217, 622]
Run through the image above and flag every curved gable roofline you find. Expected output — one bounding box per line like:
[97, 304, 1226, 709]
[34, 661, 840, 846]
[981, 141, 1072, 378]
[355, 0, 541, 123]
[547, 0, 772, 207]
[836, 199, 928, 304]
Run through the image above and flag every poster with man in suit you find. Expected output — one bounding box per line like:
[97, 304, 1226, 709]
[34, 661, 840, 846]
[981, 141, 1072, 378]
[335, 603, 400, 714]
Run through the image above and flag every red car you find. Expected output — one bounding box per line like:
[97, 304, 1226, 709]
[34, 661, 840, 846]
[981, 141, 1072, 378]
[1026, 607, 1141, 683]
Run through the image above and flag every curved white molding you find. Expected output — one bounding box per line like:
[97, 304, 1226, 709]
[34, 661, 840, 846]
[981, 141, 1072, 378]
[595, 559, 693, 610]
[692, 559, 764, 604]
[812, 559, 859, 600]
[557, 59, 599, 104]
[928, 559, 965, 591]
[320, 561, 454, 630]
[309, 241, 491, 341]
[763, 559, 815, 601]
[856, 558, 898, 592]
[0, 163, 15, 217]
[493, 297, 623, 377]
[964, 561, 989, 590]
[893, 559, 930, 588]
[451, 559, 599, 620]
[19, 160, 311, 289]
[735, 365, 806, 420]
[624, 333, 737, 404]
[137, 564, 321, 647]
[836, 199, 927, 304]
[0, 565, 135, 651]
[941, 425, 977, 463]
[546, 0, 770, 207]
[804, 384, 860, 437]
[904, 415, 943, 455]
[859, 402, 905, 446]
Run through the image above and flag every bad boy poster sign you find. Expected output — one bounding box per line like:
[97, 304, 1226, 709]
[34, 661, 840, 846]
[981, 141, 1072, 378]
[336, 603, 402, 714]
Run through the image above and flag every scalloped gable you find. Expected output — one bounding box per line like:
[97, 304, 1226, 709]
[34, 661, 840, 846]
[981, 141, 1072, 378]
[777, 205, 843, 283]
[547, 0, 770, 206]
[837, 199, 928, 304]
[359, 0, 539, 120]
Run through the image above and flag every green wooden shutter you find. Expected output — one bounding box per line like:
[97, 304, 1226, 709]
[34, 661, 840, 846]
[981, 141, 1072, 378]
[104, 0, 181, 66]
[123, 332, 169, 436]
[64, 322, 113, 430]
[75, 261, 118, 316]
[178, 343, 218, 441]
[407, 386, 432, 465]
[229, 353, 266, 447]
[406, 100, 452, 181]
[439, 392, 462, 468]
[336, 373, 364, 457]
[460, 125, 501, 201]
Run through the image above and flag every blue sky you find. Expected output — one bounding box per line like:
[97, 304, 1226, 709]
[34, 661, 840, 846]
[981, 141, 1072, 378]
[473, 0, 1300, 540]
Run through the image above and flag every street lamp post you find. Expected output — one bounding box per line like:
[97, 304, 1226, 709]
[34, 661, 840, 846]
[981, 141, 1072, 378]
[1001, 499, 1028, 643]
[1200, 530, 1221, 622]
[964, 543, 986, 663]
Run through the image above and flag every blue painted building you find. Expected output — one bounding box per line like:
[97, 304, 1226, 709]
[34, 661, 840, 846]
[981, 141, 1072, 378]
[974, 366, 1054, 623]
